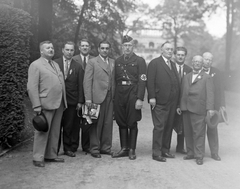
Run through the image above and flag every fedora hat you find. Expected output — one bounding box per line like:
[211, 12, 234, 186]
[32, 112, 48, 132]
[205, 110, 220, 129]
[219, 107, 228, 125]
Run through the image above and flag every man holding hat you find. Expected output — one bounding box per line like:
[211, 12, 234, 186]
[112, 35, 147, 160]
[180, 55, 214, 165]
[203, 52, 226, 161]
[27, 41, 67, 167]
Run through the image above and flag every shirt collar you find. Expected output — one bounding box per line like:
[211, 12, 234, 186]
[80, 54, 89, 60]
[63, 56, 72, 64]
[99, 54, 108, 62]
[162, 55, 170, 64]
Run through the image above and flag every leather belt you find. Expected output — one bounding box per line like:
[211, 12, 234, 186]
[117, 81, 136, 86]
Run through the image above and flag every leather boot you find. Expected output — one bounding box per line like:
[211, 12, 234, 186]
[112, 128, 129, 158]
[129, 129, 138, 160]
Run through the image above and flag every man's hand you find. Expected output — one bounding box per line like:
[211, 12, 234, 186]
[76, 103, 82, 110]
[176, 108, 182, 115]
[135, 99, 143, 110]
[85, 100, 92, 107]
[220, 106, 226, 111]
[208, 110, 215, 117]
[34, 107, 42, 115]
[149, 98, 156, 110]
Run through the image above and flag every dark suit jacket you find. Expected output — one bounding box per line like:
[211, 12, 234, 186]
[180, 70, 214, 115]
[73, 54, 95, 72]
[147, 56, 180, 105]
[55, 57, 84, 105]
[210, 67, 225, 111]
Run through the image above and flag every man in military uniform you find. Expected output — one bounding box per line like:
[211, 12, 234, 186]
[112, 35, 147, 160]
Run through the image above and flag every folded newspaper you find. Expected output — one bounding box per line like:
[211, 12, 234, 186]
[82, 103, 100, 124]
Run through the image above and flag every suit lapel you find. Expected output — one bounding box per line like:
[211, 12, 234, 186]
[160, 56, 172, 76]
[192, 71, 204, 84]
[41, 57, 57, 75]
[97, 56, 109, 74]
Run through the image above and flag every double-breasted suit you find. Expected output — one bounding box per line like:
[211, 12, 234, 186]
[180, 70, 214, 158]
[147, 56, 180, 156]
[207, 67, 225, 156]
[73, 54, 94, 152]
[83, 55, 115, 154]
[27, 57, 67, 161]
[173, 63, 192, 151]
[55, 57, 84, 153]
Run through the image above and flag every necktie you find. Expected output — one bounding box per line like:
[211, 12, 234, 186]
[125, 55, 129, 61]
[83, 56, 87, 69]
[178, 65, 182, 80]
[48, 60, 56, 72]
[166, 60, 171, 70]
[64, 60, 69, 79]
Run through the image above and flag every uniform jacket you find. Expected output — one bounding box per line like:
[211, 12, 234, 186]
[27, 57, 67, 110]
[73, 54, 95, 72]
[54, 57, 84, 105]
[115, 53, 147, 101]
[209, 67, 225, 110]
[83, 55, 115, 104]
[180, 70, 214, 115]
[147, 56, 180, 105]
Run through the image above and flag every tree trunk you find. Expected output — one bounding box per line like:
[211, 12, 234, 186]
[38, 0, 53, 43]
[225, 0, 234, 75]
[74, 0, 88, 45]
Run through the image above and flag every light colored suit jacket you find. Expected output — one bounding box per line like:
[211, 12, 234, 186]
[83, 56, 115, 104]
[27, 57, 67, 110]
[180, 70, 214, 115]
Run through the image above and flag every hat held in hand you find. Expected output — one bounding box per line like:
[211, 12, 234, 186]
[32, 112, 48, 132]
[205, 110, 220, 129]
[219, 107, 228, 125]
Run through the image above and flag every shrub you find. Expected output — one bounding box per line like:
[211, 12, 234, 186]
[0, 4, 31, 149]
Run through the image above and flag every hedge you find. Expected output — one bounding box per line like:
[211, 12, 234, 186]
[0, 4, 31, 149]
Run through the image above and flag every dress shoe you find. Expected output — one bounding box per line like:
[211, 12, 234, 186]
[33, 160, 45, 167]
[183, 155, 195, 160]
[83, 149, 90, 153]
[176, 149, 187, 154]
[162, 152, 175, 158]
[91, 153, 101, 158]
[44, 158, 65, 163]
[129, 149, 136, 160]
[196, 158, 203, 165]
[100, 151, 113, 156]
[211, 154, 221, 161]
[112, 148, 129, 158]
[64, 151, 76, 157]
[152, 155, 166, 162]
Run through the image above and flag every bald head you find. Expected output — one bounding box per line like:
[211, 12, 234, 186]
[203, 52, 213, 69]
[192, 55, 203, 71]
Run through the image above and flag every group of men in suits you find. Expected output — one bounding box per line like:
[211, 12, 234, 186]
[27, 37, 225, 167]
[147, 41, 225, 165]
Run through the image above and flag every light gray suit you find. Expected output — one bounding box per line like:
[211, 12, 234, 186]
[180, 70, 214, 158]
[27, 57, 67, 161]
[83, 55, 115, 154]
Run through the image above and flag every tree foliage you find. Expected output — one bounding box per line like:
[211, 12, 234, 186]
[0, 4, 31, 149]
